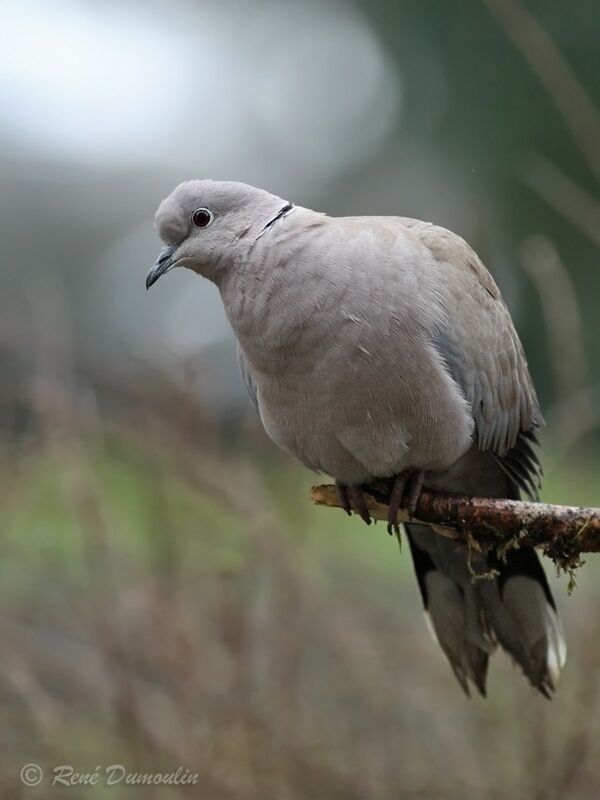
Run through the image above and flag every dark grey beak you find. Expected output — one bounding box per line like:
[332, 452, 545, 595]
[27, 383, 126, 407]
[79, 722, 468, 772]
[146, 244, 178, 289]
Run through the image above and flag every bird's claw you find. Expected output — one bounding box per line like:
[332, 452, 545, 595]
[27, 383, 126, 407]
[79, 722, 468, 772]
[336, 483, 353, 516]
[336, 482, 371, 525]
[386, 470, 425, 535]
[337, 471, 424, 531]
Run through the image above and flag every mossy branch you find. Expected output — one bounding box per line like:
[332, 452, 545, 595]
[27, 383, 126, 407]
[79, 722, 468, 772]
[310, 485, 600, 574]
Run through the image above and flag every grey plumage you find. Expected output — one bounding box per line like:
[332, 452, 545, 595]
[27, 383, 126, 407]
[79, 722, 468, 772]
[148, 179, 566, 696]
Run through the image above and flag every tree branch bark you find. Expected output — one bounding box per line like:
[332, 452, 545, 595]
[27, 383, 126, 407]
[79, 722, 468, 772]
[310, 485, 600, 557]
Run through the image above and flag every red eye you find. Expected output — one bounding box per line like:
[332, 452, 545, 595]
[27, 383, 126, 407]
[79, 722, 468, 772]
[192, 208, 213, 228]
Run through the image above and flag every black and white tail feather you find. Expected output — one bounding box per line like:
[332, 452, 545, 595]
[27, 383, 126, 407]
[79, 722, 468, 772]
[406, 430, 566, 698]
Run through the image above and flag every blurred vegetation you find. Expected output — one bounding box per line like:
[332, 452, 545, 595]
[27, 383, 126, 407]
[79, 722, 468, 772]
[0, 372, 599, 799]
[1, 0, 600, 797]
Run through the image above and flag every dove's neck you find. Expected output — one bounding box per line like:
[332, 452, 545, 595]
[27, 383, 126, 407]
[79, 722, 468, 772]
[217, 208, 331, 374]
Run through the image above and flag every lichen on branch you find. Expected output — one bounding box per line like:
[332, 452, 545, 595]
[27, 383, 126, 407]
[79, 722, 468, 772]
[310, 484, 600, 580]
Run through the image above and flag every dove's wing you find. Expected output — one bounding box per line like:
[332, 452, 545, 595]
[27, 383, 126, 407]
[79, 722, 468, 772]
[399, 220, 561, 696]
[403, 219, 543, 455]
[401, 219, 543, 499]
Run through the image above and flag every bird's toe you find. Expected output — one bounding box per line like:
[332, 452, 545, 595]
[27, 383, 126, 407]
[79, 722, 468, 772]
[387, 473, 407, 535]
[347, 486, 372, 525]
[402, 470, 425, 517]
[335, 482, 353, 516]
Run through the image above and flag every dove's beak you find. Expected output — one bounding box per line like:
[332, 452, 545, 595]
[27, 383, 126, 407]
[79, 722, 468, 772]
[146, 244, 178, 289]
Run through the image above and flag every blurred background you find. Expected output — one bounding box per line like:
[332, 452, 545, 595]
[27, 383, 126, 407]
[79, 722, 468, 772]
[1, 0, 599, 797]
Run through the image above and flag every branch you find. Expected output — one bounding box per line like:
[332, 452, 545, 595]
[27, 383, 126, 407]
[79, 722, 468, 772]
[310, 485, 600, 558]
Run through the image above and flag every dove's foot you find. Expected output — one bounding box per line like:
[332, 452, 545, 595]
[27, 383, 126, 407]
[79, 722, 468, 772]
[336, 482, 353, 516]
[387, 469, 425, 535]
[403, 469, 425, 516]
[335, 481, 372, 525]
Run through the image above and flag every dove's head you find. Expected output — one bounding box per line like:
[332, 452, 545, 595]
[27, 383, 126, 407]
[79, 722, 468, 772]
[146, 179, 292, 288]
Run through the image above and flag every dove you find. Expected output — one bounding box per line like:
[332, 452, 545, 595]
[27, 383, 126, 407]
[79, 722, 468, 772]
[147, 179, 566, 697]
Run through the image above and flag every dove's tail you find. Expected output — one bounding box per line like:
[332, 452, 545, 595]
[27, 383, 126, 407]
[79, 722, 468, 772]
[406, 523, 566, 697]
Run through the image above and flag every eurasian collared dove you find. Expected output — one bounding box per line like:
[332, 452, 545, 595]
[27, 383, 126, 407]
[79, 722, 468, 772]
[147, 180, 566, 697]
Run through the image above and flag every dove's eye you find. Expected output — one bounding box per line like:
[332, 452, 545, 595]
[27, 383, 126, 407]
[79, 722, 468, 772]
[192, 208, 213, 228]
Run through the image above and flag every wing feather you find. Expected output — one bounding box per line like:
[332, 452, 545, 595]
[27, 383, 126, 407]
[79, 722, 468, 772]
[403, 219, 543, 496]
[237, 344, 259, 412]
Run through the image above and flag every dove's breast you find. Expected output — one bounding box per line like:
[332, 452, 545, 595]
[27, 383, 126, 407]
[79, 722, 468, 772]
[252, 326, 474, 483]
[224, 217, 475, 483]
